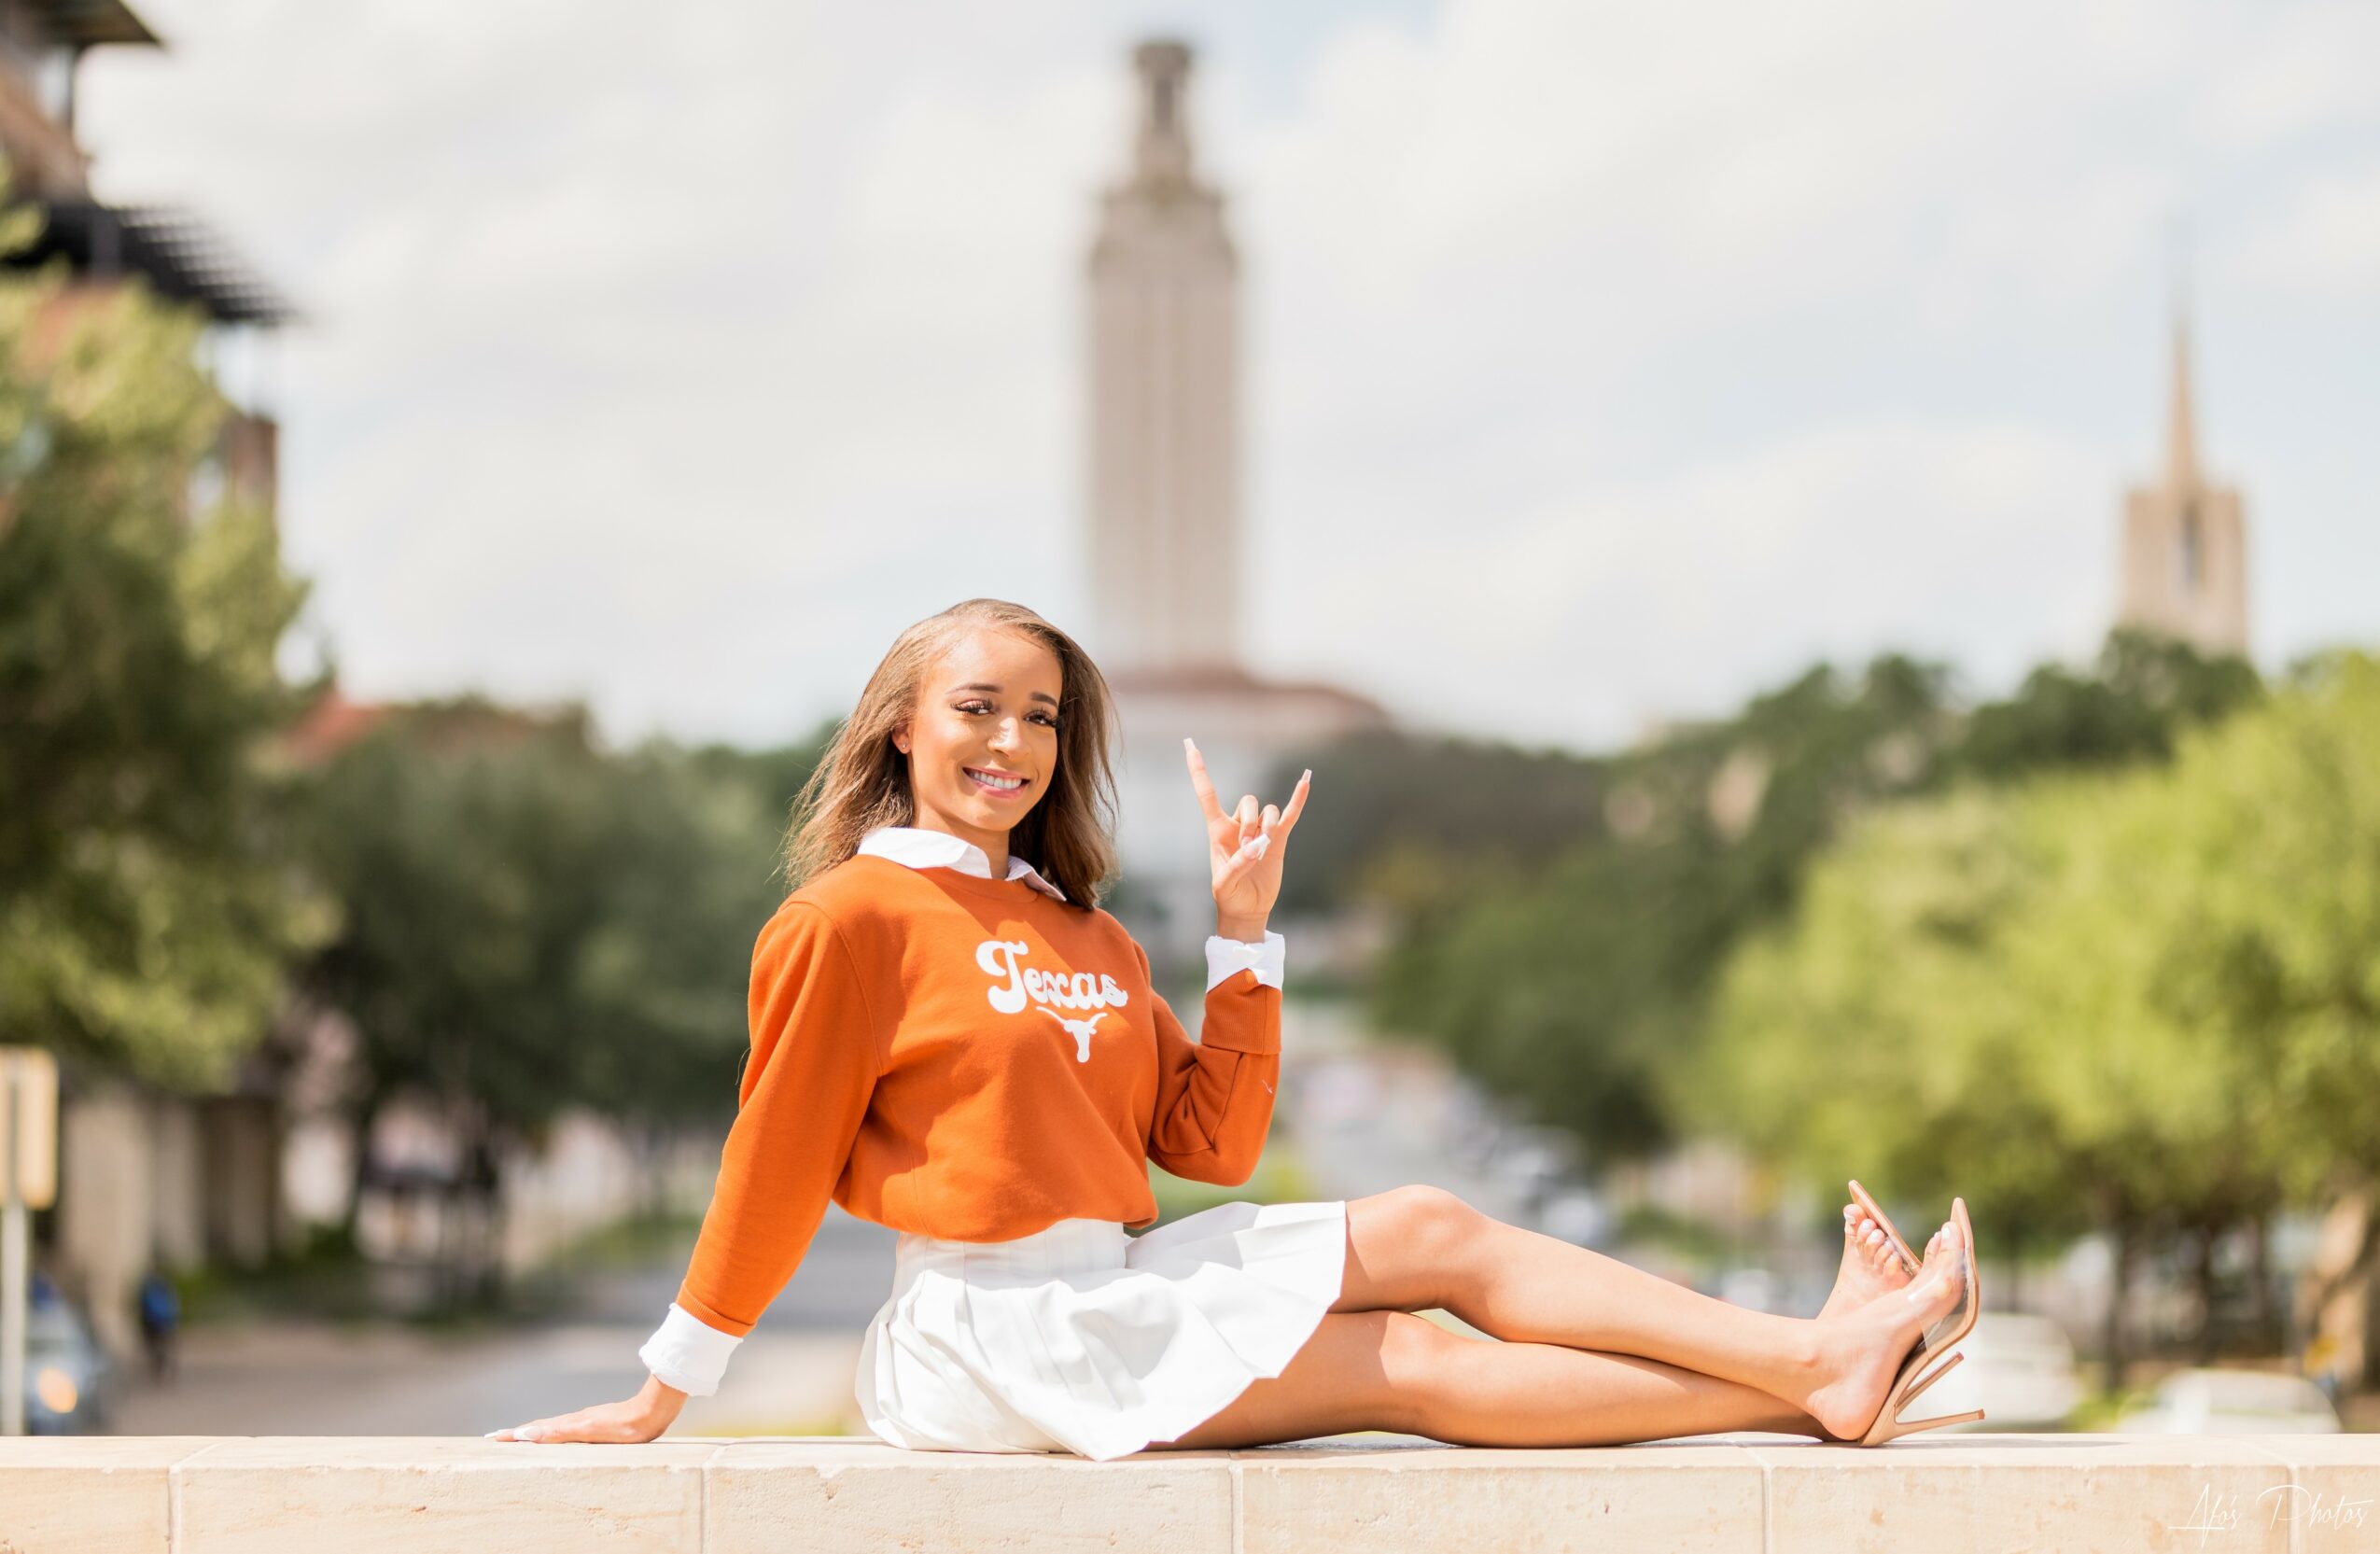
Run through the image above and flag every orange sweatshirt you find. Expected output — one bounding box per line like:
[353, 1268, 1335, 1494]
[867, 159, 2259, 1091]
[636, 826, 1286, 1394]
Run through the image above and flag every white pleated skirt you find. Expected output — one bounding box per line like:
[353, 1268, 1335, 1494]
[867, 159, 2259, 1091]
[853, 1198, 1349, 1462]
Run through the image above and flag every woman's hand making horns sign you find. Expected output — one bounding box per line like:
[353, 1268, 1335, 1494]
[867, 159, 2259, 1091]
[1183, 737, 1311, 944]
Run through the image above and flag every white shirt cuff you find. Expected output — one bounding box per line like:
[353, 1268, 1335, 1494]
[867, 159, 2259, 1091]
[637, 1301, 742, 1397]
[1205, 930, 1286, 992]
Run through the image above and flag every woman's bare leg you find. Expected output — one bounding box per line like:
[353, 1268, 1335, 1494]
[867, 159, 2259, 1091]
[1149, 1309, 1820, 1451]
[1323, 1185, 1962, 1440]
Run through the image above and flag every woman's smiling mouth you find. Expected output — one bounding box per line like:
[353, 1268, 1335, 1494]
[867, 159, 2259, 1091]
[964, 766, 1030, 796]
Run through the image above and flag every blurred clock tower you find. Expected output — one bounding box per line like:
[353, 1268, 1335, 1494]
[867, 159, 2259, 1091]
[1083, 39, 1388, 965]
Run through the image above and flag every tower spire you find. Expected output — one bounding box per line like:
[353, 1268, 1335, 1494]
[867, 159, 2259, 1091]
[1130, 40, 1197, 190]
[2117, 260, 2248, 659]
[2165, 304, 2198, 489]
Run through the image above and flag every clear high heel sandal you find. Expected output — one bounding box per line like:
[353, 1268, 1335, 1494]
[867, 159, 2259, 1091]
[1856, 1195, 1983, 1445]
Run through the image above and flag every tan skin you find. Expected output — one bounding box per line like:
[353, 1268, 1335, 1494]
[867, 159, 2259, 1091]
[492, 626, 1967, 1449]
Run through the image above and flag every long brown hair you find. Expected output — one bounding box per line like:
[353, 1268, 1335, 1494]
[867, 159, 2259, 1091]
[783, 599, 1119, 907]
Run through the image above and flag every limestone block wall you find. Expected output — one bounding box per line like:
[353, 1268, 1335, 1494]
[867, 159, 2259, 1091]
[3, 1435, 2375, 1552]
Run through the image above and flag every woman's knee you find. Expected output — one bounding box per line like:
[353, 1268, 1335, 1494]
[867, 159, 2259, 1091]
[1289, 1307, 1468, 1438]
[1372, 1309, 1475, 1436]
[1360, 1183, 1491, 1268]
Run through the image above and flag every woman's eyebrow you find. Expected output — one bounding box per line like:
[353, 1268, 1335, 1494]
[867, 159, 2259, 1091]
[954, 681, 1059, 707]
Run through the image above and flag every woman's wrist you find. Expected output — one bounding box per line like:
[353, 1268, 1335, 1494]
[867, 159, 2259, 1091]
[1215, 912, 1270, 945]
[637, 1375, 689, 1425]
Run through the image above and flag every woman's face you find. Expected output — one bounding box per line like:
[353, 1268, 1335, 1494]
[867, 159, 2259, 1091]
[896, 627, 1064, 854]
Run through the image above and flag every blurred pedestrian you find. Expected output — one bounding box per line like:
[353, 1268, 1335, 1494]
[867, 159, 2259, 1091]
[2305, 1333, 2345, 1410]
[136, 1269, 180, 1383]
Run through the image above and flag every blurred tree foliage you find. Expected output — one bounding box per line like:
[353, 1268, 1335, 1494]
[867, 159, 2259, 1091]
[0, 232, 326, 1088]
[1279, 630, 2261, 1169]
[1700, 652, 2380, 1380]
[1947, 629, 2265, 781]
[298, 706, 824, 1204]
[1265, 727, 1613, 915]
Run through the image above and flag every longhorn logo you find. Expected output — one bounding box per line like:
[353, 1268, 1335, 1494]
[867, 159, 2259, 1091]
[1041, 1008, 1109, 1062]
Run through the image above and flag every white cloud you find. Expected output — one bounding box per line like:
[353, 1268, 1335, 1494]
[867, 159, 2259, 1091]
[2237, 168, 2380, 298]
[2198, 0, 2380, 148]
[71, 0, 2380, 754]
[1260, 419, 2114, 746]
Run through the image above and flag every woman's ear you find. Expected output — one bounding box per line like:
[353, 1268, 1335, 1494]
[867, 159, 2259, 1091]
[891, 721, 911, 756]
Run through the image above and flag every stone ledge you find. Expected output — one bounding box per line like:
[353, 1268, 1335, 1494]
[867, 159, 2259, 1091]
[0, 1434, 2373, 1553]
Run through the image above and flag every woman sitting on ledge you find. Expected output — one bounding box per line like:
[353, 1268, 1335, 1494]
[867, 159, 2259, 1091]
[489, 598, 1976, 1461]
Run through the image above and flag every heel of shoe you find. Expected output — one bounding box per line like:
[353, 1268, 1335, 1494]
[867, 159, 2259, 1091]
[1869, 1402, 1987, 1444]
[1860, 1349, 1986, 1445]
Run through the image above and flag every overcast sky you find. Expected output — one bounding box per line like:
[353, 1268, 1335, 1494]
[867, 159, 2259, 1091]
[77, 0, 2380, 752]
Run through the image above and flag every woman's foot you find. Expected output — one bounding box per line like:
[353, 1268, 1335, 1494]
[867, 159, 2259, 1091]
[1819, 1201, 1950, 1321]
[1798, 1215, 1967, 1441]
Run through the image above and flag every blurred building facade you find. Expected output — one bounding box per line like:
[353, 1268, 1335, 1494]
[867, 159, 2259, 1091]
[2, 0, 298, 1357]
[2116, 310, 2248, 656]
[1085, 39, 1388, 961]
[0, 0, 289, 517]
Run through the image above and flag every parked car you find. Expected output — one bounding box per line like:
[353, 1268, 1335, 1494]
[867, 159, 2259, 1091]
[2116, 1368, 2342, 1435]
[21, 1282, 119, 1435]
[1916, 1312, 2083, 1430]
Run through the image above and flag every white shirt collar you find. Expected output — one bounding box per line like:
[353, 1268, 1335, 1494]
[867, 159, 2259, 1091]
[856, 826, 1068, 903]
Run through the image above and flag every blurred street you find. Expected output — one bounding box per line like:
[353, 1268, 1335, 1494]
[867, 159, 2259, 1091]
[118, 1209, 895, 1437]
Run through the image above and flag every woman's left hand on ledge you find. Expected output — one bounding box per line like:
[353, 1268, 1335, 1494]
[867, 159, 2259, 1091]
[486, 1375, 686, 1444]
[1184, 738, 1310, 938]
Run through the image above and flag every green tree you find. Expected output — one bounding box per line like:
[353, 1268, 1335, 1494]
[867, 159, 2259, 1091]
[1700, 653, 2379, 1382]
[1357, 633, 2265, 1180]
[2137, 651, 2380, 1371]
[298, 707, 824, 1239]
[0, 235, 323, 1088]
[568, 739, 822, 1127]
[1260, 728, 1610, 915]
[1375, 654, 1958, 1164]
[1693, 778, 2226, 1378]
[1949, 628, 2261, 783]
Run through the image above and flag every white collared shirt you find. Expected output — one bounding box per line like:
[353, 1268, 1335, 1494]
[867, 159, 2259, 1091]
[854, 825, 1283, 992]
[854, 824, 1069, 902]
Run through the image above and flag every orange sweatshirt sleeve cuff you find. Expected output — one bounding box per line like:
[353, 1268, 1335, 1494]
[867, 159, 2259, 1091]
[1194, 931, 1285, 1056]
[638, 1301, 742, 1396]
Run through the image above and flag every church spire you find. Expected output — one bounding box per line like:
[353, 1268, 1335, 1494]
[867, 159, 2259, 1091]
[2117, 275, 2249, 659]
[2165, 304, 2199, 490]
